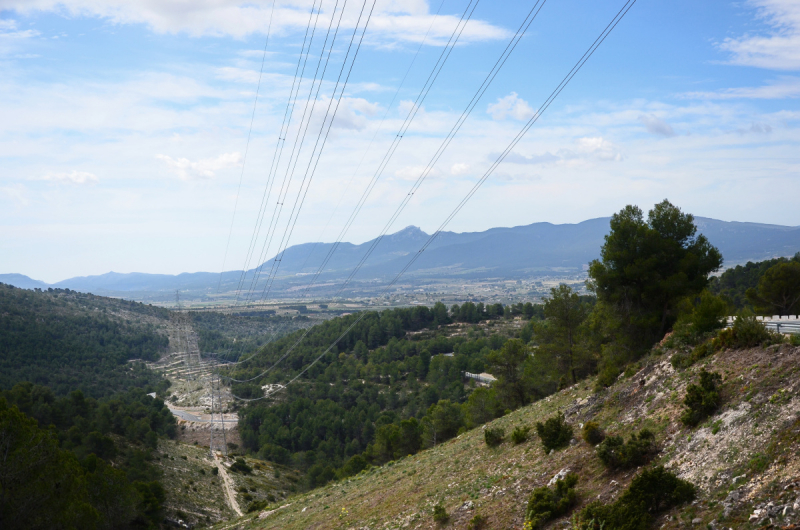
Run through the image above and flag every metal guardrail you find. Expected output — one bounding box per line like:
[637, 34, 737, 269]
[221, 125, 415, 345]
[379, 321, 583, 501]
[726, 317, 800, 335]
[764, 321, 800, 335]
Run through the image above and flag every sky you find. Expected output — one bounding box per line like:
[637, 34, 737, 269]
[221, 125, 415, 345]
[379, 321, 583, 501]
[1, 0, 800, 283]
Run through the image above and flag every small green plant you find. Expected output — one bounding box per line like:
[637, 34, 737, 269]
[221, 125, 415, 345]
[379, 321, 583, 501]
[712, 313, 782, 350]
[596, 429, 655, 470]
[577, 466, 695, 529]
[484, 427, 505, 447]
[467, 513, 487, 529]
[536, 414, 573, 453]
[432, 503, 449, 525]
[671, 341, 713, 370]
[525, 473, 579, 528]
[581, 421, 605, 446]
[211, 466, 218, 475]
[230, 457, 253, 474]
[511, 425, 531, 444]
[681, 369, 722, 427]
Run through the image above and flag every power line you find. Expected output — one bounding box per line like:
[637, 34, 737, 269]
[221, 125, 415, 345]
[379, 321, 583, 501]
[295, 0, 448, 274]
[242, 0, 358, 306]
[334, 0, 547, 298]
[215, 0, 482, 375]
[230, 0, 639, 401]
[222, 0, 543, 383]
[205, 0, 375, 370]
[230, 0, 327, 307]
[217, 0, 278, 293]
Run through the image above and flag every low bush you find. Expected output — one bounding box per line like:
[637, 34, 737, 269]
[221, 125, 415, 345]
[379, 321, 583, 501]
[581, 421, 605, 446]
[594, 363, 620, 391]
[467, 513, 487, 529]
[576, 466, 695, 530]
[246, 499, 268, 513]
[211, 467, 218, 475]
[230, 457, 252, 474]
[511, 425, 531, 444]
[668, 290, 729, 347]
[712, 314, 782, 350]
[681, 369, 722, 427]
[432, 503, 449, 525]
[536, 415, 573, 453]
[596, 429, 655, 470]
[525, 473, 578, 528]
[670, 341, 712, 370]
[484, 427, 505, 447]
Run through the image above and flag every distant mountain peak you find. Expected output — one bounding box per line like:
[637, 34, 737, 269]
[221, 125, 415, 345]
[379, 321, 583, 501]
[396, 225, 424, 235]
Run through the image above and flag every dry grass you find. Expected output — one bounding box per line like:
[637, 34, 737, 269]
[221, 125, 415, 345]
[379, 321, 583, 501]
[211, 344, 800, 530]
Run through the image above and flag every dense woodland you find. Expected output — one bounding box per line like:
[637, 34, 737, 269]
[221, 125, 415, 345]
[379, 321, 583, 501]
[0, 285, 177, 529]
[709, 252, 800, 313]
[0, 284, 170, 397]
[231, 200, 800, 491]
[191, 310, 312, 361]
[2, 201, 799, 528]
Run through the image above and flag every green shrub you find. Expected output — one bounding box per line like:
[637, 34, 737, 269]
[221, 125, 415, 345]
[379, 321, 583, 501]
[671, 341, 713, 370]
[680, 369, 722, 427]
[246, 499, 269, 513]
[525, 473, 578, 528]
[596, 429, 655, 470]
[536, 415, 573, 453]
[581, 421, 605, 446]
[670, 290, 729, 346]
[230, 457, 252, 474]
[594, 364, 620, 390]
[511, 425, 531, 445]
[484, 427, 505, 447]
[467, 513, 487, 529]
[577, 466, 695, 530]
[712, 314, 782, 350]
[211, 467, 218, 475]
[432, 503, 449, 525]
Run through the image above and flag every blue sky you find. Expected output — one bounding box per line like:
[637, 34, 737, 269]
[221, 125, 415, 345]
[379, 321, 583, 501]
[1, 0, 799, 282]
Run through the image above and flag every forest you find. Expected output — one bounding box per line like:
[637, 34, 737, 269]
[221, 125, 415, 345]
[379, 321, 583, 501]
[0, 285, 177, 529]
[0, 284, 170, 397]
[231, 200, 800, 490]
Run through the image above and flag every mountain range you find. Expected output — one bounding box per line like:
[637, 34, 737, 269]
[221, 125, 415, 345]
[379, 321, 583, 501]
[3, 216, 800, 299]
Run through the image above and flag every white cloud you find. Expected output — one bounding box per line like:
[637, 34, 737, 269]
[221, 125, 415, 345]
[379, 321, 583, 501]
[393, 165, 441, 181]
[638, 114, 676, 137]
[38, 170, 99, 184]
[0, 184, 29, 207]
[720, 0, 800, 70]
[0, 1, 508, 44]
[330, 96, 381, 131]
[157, 152, 241, 180]
[0, 18, 39, 55]
[681, 77, 800, 100]
[487, 92, 535, 121]
[500, 137, 623, 166]
[450, 162, 469, 176]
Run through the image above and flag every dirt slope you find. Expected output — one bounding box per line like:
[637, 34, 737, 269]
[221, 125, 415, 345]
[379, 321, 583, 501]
[213, 343, 800, 530]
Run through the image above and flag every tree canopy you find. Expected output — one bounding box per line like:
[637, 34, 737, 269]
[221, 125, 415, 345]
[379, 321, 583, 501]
[588, 200, 722, 356]
[746, 261, 800, 315]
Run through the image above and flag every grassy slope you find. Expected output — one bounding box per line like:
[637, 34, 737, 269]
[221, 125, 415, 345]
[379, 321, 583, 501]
[214, 342, 800, 530]
[156, 440, 303, 528]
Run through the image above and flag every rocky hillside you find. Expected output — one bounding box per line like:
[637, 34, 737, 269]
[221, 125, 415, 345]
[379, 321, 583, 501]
[212, 342, 800, 529]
